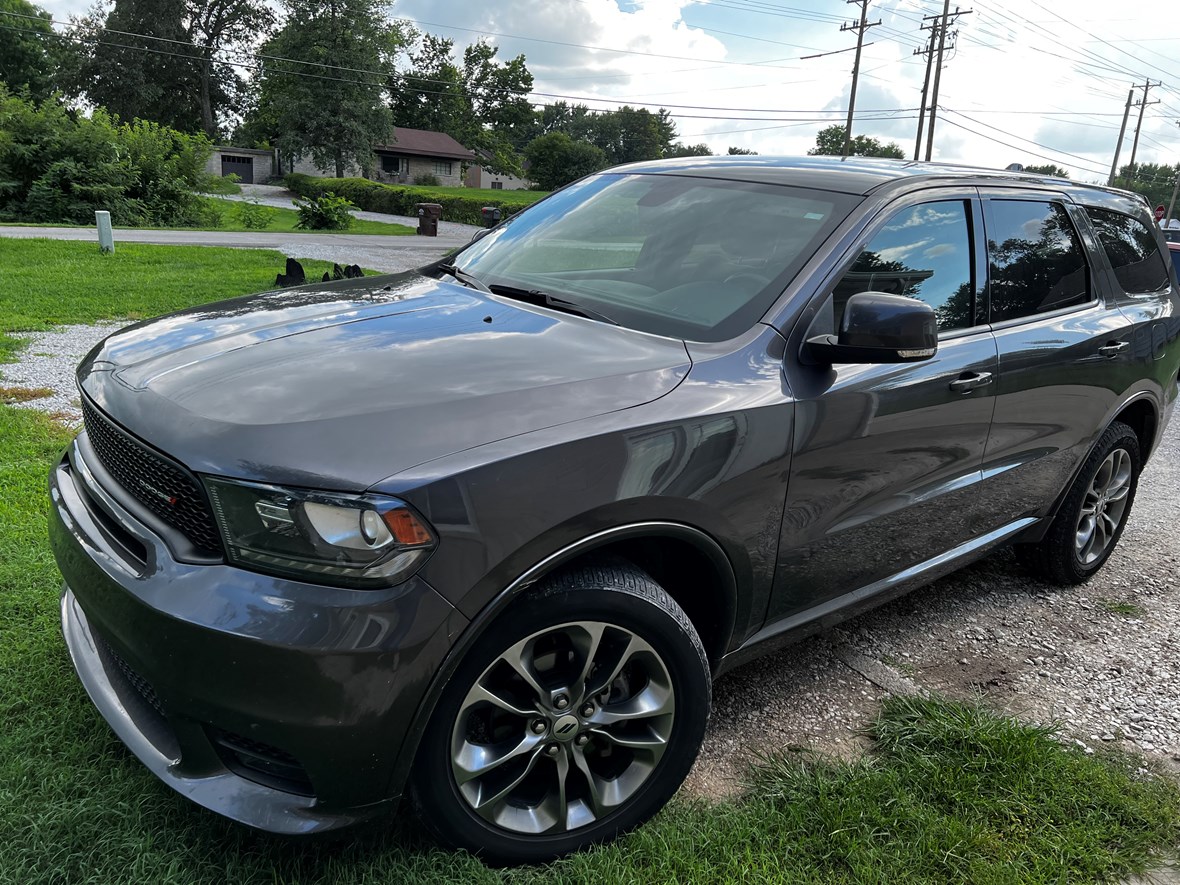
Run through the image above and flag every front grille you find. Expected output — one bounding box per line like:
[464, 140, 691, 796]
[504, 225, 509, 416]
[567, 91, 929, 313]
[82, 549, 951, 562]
[210, 729, 315, 796]
[81, 398, 223, 556]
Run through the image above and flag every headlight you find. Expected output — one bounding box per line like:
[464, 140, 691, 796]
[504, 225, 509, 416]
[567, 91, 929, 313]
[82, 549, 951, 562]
[205, 478, 436, 587]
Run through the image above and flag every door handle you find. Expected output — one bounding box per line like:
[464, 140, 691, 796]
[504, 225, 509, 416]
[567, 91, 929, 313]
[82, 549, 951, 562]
[949, 371, 994, 393]
[1098, 340, 1129, 358]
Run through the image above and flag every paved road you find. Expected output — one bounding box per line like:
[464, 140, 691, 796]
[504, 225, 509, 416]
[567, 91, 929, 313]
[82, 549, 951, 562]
[0, 225, 468, 274]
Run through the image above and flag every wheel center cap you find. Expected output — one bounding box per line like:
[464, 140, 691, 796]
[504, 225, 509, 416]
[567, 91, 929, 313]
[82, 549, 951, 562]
[552, 714, 580, 741]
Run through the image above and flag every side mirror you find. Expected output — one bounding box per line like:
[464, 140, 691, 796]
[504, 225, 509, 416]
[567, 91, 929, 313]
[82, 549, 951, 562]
[804, 291, 938, 365]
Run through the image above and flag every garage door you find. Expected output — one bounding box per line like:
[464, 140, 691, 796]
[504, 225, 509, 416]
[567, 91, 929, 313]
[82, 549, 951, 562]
[221, 155, 254, 184]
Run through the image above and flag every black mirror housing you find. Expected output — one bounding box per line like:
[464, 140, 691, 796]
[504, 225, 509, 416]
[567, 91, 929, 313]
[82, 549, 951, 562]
[804, 291, 938, 365]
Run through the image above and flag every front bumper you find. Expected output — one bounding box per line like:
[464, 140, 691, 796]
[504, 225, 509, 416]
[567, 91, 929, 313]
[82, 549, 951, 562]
[51, 437, 467, 834]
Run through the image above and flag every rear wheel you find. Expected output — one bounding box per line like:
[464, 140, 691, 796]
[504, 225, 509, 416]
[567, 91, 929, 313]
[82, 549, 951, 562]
[1016, 421, 1140, 585]
[411, 562, 710, 864]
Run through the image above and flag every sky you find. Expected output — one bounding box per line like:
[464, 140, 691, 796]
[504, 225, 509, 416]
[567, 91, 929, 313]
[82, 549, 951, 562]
[37, 0, 1180, 181]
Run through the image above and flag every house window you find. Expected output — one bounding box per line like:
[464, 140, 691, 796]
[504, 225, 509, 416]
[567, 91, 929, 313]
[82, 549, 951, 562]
[381, 155, 401, 174]
[491, 181, 504, 190]
[433, 160, 453, 177]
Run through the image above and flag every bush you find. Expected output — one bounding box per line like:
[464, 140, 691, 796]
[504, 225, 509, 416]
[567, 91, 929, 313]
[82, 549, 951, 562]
[190, 197, 226, 229]
[283, 174, 546, 225]
[524, 132, 608, 190]
[235, 200, 277, 230]
[293, 192, 355, 230]
[203, 173, 242, 195]
[0, 87, 212, 226]
[413, 173, 440, 186]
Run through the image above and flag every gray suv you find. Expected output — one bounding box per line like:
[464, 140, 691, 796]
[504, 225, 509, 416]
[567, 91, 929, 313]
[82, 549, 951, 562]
[50, 157, 1180, 863]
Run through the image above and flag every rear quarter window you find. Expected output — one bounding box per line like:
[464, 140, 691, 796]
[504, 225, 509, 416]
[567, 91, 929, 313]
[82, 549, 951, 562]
[1084, 207, 1169, 294]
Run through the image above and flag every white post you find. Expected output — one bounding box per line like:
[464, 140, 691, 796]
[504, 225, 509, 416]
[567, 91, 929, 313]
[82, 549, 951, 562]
[95, 210, 114, 254]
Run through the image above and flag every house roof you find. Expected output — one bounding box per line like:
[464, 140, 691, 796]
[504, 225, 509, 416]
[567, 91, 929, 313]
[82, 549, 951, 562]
[375, 128, 475, 161]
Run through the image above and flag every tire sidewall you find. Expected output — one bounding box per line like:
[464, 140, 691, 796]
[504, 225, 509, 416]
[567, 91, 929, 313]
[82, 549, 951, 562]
[412, 579, 710, 864]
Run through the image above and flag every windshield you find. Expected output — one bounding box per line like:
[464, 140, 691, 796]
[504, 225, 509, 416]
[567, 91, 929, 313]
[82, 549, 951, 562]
[451, 173, 858, 341]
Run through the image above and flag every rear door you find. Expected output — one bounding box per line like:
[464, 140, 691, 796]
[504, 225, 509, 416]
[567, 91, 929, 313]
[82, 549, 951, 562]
[771, 189, 999, 620]
[976, 188, 1135, 525]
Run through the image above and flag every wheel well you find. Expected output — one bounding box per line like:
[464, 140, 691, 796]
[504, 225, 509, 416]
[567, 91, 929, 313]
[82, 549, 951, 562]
[554, 536, 734, 667]
[1113, 399, 1157, 460]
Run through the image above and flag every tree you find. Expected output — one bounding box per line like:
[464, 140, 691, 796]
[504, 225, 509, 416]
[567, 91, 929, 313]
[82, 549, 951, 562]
[187, 0, 274, 139]
[0, 0, 58, 99]
[808, 124, 904, 159]
[1023, 164, 1069, 178]
[1113, 162, 1179, 211]
[256, 0, 406, 177]
[388, 35, 534, 175]
[727, 146, 758, 155]
[65, 0, 203, 134]
[666, 142, 712, 158]
[64, 0, 270, 138]
[523, 132, 607, 190]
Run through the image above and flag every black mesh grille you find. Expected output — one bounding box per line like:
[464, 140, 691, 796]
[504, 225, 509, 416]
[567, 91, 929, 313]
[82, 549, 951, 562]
[81, 397, 223, 556]
[211, 730, 314, 796]
[107, 643, 166, 719]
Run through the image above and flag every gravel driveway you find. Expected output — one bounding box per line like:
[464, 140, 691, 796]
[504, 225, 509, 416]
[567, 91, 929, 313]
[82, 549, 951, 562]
[4, 323, 1179, 803]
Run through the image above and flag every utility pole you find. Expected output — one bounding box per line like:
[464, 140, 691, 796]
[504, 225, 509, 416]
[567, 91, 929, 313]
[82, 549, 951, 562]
[1165, 121, 1180, 227]
[923, 2, 972, 162]
[1108, 87, 1135, 186]
[840, 0, 881, 158]
[913, 25, 936, 160]
[1127, 80, 1160, 174]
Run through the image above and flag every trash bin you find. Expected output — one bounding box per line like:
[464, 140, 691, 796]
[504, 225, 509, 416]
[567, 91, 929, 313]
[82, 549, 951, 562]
[481, 206, 502, 229]
[416, 203, 443, 237]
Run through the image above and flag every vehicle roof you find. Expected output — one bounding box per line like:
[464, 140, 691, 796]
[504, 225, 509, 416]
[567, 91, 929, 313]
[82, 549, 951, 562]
[609, 155, 1145, 205]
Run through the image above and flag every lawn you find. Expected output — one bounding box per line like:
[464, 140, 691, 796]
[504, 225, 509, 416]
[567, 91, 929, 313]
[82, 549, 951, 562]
[1, 238, 1178, 882]
[0, 198, 417, 236]
[201, 198, 417, 236]
[0, 239, 375, 364]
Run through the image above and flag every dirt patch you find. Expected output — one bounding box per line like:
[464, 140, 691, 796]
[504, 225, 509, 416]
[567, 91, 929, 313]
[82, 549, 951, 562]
[0, 385, 52, 404]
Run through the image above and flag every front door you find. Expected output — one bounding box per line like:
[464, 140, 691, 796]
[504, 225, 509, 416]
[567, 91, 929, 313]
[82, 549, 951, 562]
[771, 191, 999, 622]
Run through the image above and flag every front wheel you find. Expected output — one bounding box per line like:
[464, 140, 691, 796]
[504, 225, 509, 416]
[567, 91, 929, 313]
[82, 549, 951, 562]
[411, 562, 711, 864]
[1016, 420, 1141, 585]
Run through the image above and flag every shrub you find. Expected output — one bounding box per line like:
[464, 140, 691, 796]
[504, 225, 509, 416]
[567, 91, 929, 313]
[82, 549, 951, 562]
[235, 200, 277, 230]
[190, 198, 226, 229]
[283, 174, 545, 225]
[203, 173, 242, 195]
[0, 87, 212, 226]
[293, 192, 355, 230]
[413, 173, 440, 186]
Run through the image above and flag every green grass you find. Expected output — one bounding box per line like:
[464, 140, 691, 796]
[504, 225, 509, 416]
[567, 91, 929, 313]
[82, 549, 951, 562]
[0, 239, 375, 364]
[0, 238, 1177, 882]
[200, 177, 243, 196]
[1102, 599, 1145, 616]
[203, 198, 416, 235]
[0, 198, 416, 236]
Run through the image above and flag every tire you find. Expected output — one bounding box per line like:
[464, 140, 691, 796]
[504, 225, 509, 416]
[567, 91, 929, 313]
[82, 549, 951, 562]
[1015, 421, 1141, 585]
[410, 560, 711, 865]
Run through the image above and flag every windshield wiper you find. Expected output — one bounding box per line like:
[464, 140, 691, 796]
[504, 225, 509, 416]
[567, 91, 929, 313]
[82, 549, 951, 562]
[487, 284, 619, 326]
[437, 262, 492, 294]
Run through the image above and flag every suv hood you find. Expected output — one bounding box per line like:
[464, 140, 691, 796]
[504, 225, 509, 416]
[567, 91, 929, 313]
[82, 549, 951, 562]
[80, 272, 691, 489]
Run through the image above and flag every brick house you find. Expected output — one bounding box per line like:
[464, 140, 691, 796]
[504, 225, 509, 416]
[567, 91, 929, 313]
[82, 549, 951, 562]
[371, 128, 476, 187]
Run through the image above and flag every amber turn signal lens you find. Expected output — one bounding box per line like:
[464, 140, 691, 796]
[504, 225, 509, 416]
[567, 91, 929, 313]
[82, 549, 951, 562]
[382, 508, 434, 546]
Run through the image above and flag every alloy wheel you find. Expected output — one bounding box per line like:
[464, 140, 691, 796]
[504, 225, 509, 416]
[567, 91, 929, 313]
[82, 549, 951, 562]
[449, 620, 675, 835]
[1074, 447, 1133, 565]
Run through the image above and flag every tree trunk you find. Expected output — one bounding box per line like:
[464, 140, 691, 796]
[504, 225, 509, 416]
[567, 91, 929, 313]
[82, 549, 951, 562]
[335, 149, 344, 179]
[199, 55, 216, 140]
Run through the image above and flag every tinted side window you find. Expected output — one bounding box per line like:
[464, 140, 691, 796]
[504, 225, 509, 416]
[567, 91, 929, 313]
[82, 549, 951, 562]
[987, 200, 1089, 322]
[1085, 207, 1169, 293]
[833, 200, 974, 331]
